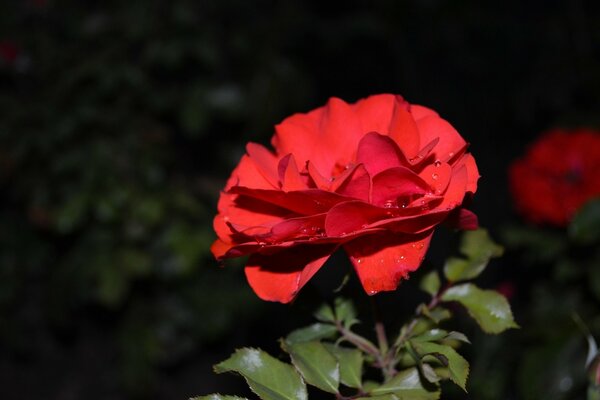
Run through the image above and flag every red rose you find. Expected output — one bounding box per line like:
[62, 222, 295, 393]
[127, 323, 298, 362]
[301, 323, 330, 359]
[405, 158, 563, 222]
[509, 128, 600, 226]
[212, 94, 479, 303]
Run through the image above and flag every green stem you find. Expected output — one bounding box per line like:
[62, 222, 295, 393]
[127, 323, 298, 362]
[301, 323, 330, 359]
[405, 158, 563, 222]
[370, 296, 389, 355]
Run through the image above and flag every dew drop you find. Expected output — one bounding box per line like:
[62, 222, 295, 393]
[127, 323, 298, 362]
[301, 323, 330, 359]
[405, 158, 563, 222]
[383, 200, 395, 208]
[357, 258, 362, 264]
[257, 241, 267, 247]
[301, 228, 308, 234]
[434, 160, 442, 167]
[448, 152, 455, 158]
[431, 173, 439, 180]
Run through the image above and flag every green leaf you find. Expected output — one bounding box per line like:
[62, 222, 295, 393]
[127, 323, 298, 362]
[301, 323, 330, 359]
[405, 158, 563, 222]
[444, 331, 471, 344]
[191, 396, 248, 400]
[459, 229, 504, 260]
[411, 341, 469, 391]
[441, 284, 518, 334]
[419, 271, 441, 296]
[314, 303, 335, 323]
[419, 305, 452, 324]
[444, 229, 503, 282]
[569, 198, 600, 245]
[286, 323, 337, 344]
[370, 367, 440, 399]
[334, 297, 357, 328]
[323, 343, 363, 389]
[282, 341, 339, 394]
[412, 329, 448, 343]
[214, 348, 307, 400]
[421, 363, 441, 383]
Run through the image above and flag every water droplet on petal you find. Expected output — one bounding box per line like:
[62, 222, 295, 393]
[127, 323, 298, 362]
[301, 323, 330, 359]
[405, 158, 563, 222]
[357, 258, 362, 264]
[434, 160, 442, 167]
[448, 152, 455, 158]
[383, 200, 395, 208]
[431, 173, 439, 180]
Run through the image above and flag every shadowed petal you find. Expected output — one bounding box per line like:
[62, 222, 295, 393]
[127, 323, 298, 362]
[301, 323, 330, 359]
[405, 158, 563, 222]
[332, 163, 371, 202]
[371, 167, 430, 207]
[278, 153, 307, 191]
[356, 132, 408, 176]
[245, 244, 337, 303]
[325, 201, 388, 237]
[229, 186, 349, 215]
[246, 143, 279, 188]
[344, 231, 434, 295]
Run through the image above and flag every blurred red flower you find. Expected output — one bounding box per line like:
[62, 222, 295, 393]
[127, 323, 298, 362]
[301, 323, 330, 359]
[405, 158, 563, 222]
[0, 40, 19, 64]
[212, 94, 479, 302]
[509, 129, 600, 226]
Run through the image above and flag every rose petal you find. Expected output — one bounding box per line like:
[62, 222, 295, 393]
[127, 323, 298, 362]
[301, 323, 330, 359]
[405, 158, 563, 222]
[324, 201, 388, 237]
[419, 161, 452, 195]
[453, 153, 479, 193]
[229, 186, 348, 215]
[214, 194, 290, 245]
[356, 132, 408, 176]
[371, 167, 430, 207]
[354, 94, 396, 134]
[278, 154, 307, 191]
[416, 116, 467, 162]
[319, 97, 364, 172]
[273, 107, 324, 169]
[306, 160, 331, 189]
[258, 213, 326, 243]
[344, 231, 433, 295]
[245, 244, 337, 303]
[410, 104, 439, 121]
[332, 163, 371, 202]
[388, 98, 421, 159]
[445, 208, 479, 230]
[246, 143, 279, 188]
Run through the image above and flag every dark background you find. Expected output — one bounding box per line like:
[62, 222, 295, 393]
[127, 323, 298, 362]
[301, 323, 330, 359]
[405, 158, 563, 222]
[1, 1, 599, 399]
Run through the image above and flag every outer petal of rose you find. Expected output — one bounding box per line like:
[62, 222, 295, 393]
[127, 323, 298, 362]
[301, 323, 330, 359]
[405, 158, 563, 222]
[214, 193, 290, 245]
[246, 143, 279, 188]
[419, 162, 452, 195]
[273, 107, 324, 170]
[318, 97, 364, 173]
[245, 244, 337, 303]
[224, 153, 279, 191]
[354, 94, 396, 134]
[445, 208, 479, 230]
[229, 186, 349, 215]
[432, 165, 468, 212]
[388, 98, 421, 159]
[453, 153, 479, 193]
[416, 116, 466, 162]
[410, 104, 439, 121]
[371, 167, 430, 207]
[344, 231, 433, 295]
[356, 132, 408, 176]
[211, 238, 232, 259]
